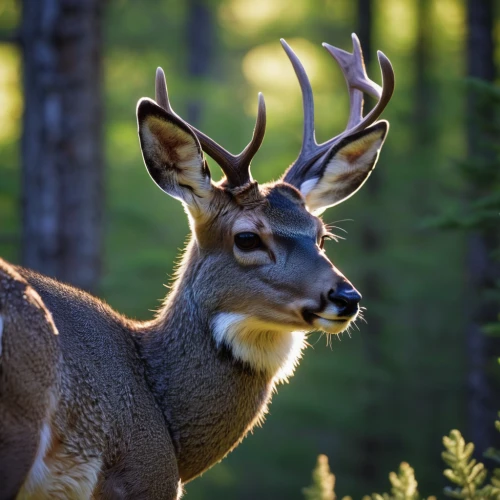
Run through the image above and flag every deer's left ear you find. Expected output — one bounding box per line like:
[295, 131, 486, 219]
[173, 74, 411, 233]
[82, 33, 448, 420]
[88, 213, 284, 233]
[300, 121, 388, 215]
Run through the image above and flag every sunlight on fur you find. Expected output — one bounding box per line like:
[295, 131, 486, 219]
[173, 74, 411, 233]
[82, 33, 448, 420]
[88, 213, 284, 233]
[301, 127, 386, 214]
[211, 312, 307, 383]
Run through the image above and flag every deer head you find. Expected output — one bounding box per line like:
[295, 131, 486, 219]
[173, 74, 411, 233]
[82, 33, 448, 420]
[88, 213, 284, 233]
[136, 34, 394, 380]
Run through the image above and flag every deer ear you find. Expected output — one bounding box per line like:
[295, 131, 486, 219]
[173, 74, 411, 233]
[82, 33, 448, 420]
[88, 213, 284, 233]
[137, 98, 214, 209]
[299, 121, 388, 215]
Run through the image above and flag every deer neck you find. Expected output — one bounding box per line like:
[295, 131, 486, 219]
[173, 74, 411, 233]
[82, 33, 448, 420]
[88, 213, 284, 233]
[136, 241, 302, 482]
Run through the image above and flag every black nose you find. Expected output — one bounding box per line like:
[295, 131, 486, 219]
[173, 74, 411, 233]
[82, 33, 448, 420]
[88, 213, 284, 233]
[328, 283, 362, 317]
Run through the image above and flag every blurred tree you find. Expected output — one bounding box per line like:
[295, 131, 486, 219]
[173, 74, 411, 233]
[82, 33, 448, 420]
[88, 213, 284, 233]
[20, 0, 104, 292]
[414, 0, 433, 147]
[465, 0, 499, 457]
[356, 0, 383, 488]
[185, 0, 215, 127]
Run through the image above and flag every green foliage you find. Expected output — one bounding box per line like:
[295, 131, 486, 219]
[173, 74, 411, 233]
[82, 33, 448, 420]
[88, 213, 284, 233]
[441, 430, 490, 498]
[423, 79, 500, 343]
[303, 455, 336, 500]
[482, 316, 500, 338]
[363, 462, 426, 500]
[484, 414, 500, 467]
[305, 412, 500, 500]
[440, 414, 500, 500]
[424, 79, 500, 234]
[303, 459, 435, 500]
[385, 463, 422, 500]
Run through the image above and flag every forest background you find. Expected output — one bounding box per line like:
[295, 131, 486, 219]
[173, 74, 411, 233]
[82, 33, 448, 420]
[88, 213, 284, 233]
[0, 0, 499, 498]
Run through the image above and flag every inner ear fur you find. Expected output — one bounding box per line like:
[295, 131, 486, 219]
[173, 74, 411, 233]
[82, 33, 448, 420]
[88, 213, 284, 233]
[300, 121, 389, 214]
[137, 98, 212, 204]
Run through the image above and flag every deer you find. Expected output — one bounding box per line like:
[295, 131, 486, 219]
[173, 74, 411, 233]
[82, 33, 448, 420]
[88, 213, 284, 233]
[0, 34, 394, 499]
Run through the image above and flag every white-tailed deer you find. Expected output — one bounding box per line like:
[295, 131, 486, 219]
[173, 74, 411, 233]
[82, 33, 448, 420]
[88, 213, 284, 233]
[0, 34, 394, 499]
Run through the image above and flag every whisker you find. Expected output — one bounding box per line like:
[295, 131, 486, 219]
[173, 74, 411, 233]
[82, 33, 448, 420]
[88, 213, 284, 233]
[328, 218, 354, 225]
[330, 333, 336, 348]
[312, 332, 324, 347]
[324, 231, 344, 243]
[358, 314, 368, 325]
[326, 224, 348, 234]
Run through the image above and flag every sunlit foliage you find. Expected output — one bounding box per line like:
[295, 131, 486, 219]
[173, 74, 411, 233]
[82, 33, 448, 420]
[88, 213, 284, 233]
[304, 411, 500, 499]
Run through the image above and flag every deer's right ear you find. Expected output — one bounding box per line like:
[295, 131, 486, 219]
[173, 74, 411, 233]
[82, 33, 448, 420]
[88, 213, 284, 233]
[137, 98, 214, 209]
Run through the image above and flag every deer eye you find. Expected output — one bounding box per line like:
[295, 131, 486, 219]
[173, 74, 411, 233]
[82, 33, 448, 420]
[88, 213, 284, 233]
[234, 232, 262, 251]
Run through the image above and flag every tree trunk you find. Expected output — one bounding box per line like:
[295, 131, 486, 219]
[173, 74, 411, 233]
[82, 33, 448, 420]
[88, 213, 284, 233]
[465, 0, 499, 456]
[185, 0, 215, 127]
[356, 0, 382, 487]
[415, 0, 433, 146]
[20, 0, 104, 292]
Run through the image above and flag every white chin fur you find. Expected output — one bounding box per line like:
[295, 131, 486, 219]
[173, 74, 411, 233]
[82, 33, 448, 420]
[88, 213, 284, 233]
[312, 317, 351, 335]
[211, 312, 307, 383]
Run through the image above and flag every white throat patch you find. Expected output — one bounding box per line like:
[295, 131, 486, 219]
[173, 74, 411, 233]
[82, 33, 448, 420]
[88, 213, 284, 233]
[211, 312, 307, 383]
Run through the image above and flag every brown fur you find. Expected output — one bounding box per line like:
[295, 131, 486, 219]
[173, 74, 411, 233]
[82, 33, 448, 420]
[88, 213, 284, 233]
[0, 262, 60, 500]
[0, 230, 288, 497]
[1, 262, 180, 499]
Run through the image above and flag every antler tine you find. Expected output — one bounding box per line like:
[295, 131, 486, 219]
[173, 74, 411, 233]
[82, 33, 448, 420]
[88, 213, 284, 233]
[321, 33, 394, 139]
[155, 67, 174, 114]
[323, 34, 372, 130]
[280, 39, 316, 157]
[192, 93, 266, 188]
[283, 35, 394, 186]
[351, 50, 394, 134]
[238, 92, 266, 173]
[154, 67, 266, 189]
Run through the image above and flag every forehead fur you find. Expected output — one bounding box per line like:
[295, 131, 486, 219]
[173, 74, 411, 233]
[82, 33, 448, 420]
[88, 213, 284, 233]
[262, 183, 319, 238]
[264, 183, 305, 206]
[196, 182, 320, 244]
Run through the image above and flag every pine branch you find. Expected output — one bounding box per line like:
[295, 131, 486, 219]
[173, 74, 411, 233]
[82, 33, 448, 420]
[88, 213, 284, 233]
[303, 407, 500, 499]
[442, 430, 488, 498]
[303, 455, 336, 500]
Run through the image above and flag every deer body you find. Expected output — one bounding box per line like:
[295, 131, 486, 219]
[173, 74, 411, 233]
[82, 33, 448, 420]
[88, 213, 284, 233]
[0, 35, 394, 499]
[6, 201, 308, 497]
[6, 266, 179, 499]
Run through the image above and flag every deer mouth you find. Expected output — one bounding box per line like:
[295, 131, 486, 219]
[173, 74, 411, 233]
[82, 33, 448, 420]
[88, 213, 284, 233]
[302, 309, 354, 335]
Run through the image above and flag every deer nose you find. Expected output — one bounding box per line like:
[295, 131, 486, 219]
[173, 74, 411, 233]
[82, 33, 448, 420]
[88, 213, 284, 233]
[328, 283, 361, 317]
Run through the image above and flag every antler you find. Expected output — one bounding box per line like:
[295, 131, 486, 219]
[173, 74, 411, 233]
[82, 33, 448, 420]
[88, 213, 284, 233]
[282, 34, 395, 187]
[155, 68, 266, 189]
